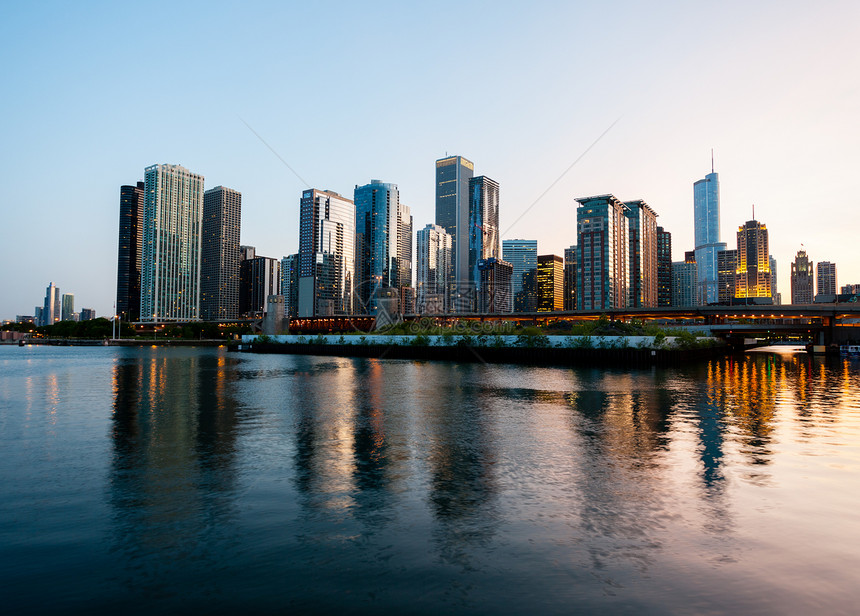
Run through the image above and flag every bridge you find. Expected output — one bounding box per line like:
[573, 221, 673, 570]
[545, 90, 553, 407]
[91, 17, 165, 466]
[286, 303, 860, 345]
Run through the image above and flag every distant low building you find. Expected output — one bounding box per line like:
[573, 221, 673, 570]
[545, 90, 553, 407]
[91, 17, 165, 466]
[80, 308, 96, 321]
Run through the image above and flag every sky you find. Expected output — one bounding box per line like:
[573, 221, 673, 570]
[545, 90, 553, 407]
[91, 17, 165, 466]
[1, 0, 858, 319]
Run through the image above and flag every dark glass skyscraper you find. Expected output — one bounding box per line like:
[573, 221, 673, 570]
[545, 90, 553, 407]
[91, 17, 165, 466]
[239, 255, 280, 317]
[656, 226, 672, 307]
[116, 181, 144, 321]
[563, 245, 577, 311]
[435, 155, 474, 292]
[355, 180, 406, 314]
[624, 200, 658, 308]
[201, 186, 241, 321]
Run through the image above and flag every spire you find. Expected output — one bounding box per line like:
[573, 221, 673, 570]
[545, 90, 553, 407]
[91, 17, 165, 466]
[711, 148, 714, 173]
[752, 204, 755, 220]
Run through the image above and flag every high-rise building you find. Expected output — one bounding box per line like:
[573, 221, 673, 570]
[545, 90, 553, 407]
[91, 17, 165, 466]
[435, 155, 474, 293]
[61, 293, 74, 322]
[625, 200, 658, 308]
[468, 176, 500, 302]
[42, 282, 60, 326]
[280, 254, 299, 318]
[201, 186, 241, 321]
[563, 245, 577, 311]
[770, 256, 780, 305]
[398, 203, 413, 291]
[80, 308, 96, 321]
[240, 255, 280, 317]
[656, 227, 672, 307]
[537, 254, 564, 312]
[477, 258, 513, 313]
[297, 189, 355, 317]
[502, 239, 538, 313]
[354, 181, 408, 315]
[735, 219, 771, 300]
[791, 250, 814, 304]
[140, 164, 204, 322]
[672, 252, 698, 307]
[693, 160, 725, 304]
[116, 181, 144, 322]
[416, 224, 453, 314]
[717, 249, 738, 303]
[817, 261, 837, 296]
[575, 195, 629, 310]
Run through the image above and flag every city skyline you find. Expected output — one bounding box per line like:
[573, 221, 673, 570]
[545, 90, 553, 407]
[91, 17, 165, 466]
[2, 2, 859, 319]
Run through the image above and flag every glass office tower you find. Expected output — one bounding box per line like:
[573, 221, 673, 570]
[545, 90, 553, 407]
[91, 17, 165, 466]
[693, 162, 724, 305]
[435, 156, 474, 296]
[116, 181, 145, 322]
[502, 239, 538, 312]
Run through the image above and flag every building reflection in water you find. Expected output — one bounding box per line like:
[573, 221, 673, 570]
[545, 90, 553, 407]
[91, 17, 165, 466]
[565, 371, 675, 582]
[109, 348, 241, 591]
[421, 363, 499, 570]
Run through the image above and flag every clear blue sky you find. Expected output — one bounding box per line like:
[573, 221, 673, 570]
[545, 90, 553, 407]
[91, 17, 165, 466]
[2, 0, 858, 319]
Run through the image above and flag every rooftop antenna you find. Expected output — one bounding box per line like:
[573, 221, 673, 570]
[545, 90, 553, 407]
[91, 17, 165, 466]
[711, 148, 714, 173]
[752, 203, 755, 220]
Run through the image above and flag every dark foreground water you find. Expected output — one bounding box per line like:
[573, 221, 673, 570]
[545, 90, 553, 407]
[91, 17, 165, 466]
[1, 345, 859, 614]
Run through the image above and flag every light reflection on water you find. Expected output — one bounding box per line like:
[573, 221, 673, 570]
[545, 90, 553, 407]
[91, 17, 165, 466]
[1, 345, 860, 614]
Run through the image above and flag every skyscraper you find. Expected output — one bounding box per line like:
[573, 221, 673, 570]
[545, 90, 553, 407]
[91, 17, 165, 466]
[398, 203, 413, 291]
[416, 224, 453, 313]
[354, 180, 405, 314]
[201, 186, 241, 321]
[116, 181, 144, 322]
[61, 293, 74, 322]
[42, 282, 60, 326]
[791, 250, 814, 304]
[693, 160, 725, 305]
[239, 255, 280, 317]
[477, 258, 513, 313]
[502, 239, 538, 313]
[537, 254, 564, 312]
[297, 189, 355, 317]
[717, 249, 738, 303]
[735, 219, 771, 300]
[770, 256, 780, 305]
[656, 227, 672, 307]
[468, 176, 500, 295]
[817, 261, 837, 296]
[624, 199, 658, 308]
[280, 254, 299, 318]
[140, 164, 205, 322]
[435, 155, 474, 293]
[672, 252, 698, 307]
[575, 195, 629, 310]
[563, 245, 577, 311]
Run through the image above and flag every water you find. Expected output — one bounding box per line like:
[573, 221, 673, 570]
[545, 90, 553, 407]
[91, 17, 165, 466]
[1, 345, 859, 614]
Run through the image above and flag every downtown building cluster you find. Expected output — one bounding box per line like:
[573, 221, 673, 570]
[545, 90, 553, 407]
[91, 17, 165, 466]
[110, 157, 858, 327]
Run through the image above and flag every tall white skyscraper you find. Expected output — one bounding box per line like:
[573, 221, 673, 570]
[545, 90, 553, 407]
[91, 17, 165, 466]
[140, 164, 205, 322]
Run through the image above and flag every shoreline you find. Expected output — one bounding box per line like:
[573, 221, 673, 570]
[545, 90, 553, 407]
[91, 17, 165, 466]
[238, 338, 734, 366]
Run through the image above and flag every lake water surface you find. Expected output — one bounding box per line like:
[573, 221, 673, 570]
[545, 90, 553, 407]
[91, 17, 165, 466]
[1, 345, 859, 614]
